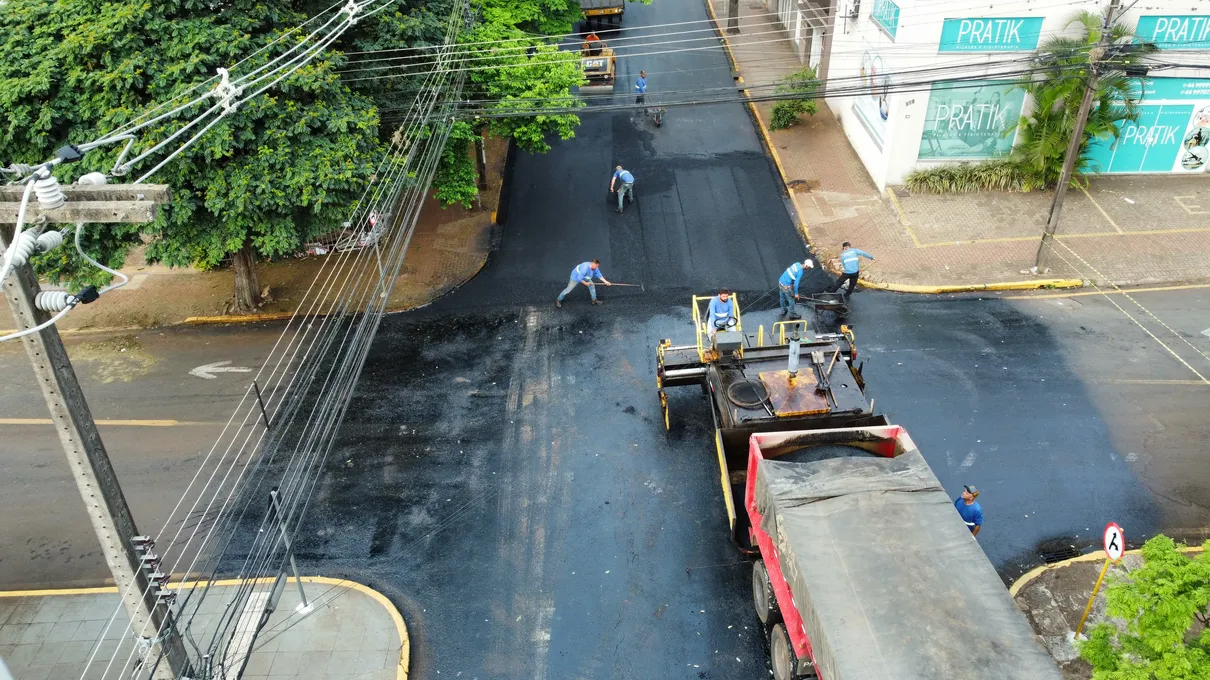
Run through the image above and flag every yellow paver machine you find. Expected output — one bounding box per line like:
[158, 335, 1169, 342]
[655, 295, 888, 548]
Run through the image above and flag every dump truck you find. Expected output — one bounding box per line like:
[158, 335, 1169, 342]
[745, 425, 1062, 679]
[581, 0, 624, 29]
[655, 296, 1062, 679]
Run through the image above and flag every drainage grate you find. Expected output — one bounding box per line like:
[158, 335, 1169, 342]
[1039, 545, 1082, 564]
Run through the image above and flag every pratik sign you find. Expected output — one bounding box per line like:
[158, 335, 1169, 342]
[1136, 15, 1210, 49]
[938, 17, 1043, 52]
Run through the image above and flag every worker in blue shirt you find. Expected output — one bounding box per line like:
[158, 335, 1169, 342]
[827, 241, 874, 296]
[705, 289, 735, 338]
[635, 70, 647, 109]
[610, 165, 635, 214]
[777, 258, 815, 318]
[556, 259, 611, 308]
[954, 485, 983, 537]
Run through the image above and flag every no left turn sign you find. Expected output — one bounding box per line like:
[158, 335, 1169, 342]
[1103, 522, 1125, 561]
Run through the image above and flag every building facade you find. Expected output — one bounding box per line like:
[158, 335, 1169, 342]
[804, 0, 1210, 189]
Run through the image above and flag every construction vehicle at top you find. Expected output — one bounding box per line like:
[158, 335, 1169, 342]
[578, 33, 616, 94]
[655, 295, 1062, 680]
[580, 0, 624, 29]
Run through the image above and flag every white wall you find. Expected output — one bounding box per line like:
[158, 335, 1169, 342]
[823, 0, 1210, 188]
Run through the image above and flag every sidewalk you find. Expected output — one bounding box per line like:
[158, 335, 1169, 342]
[706, 0, 1210, 291]
[4, 136, 507, 334]
[0, 577, 407, 680]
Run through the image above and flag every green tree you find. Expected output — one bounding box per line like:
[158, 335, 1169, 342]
[0, 0, 385, 312]
[1079, 536, 1210, 680]
[1013, 9, 1155, 187]
[768, 67, 821, 130]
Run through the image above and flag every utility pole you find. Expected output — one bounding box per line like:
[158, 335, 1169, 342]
[727, 0, 740, 34]
[0, 181, 191, 679]
[1034, 0, 1121, 273]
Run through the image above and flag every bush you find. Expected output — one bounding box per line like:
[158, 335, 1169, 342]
[904, 160, 1038, 193]
[768, 67, 820, 130]
[1078, 536, 1210, 680]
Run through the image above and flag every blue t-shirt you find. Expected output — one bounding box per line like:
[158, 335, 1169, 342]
[706, 297, 734, 328]
[778, 262, 805, 293]
[613, 169, 634, 184]
[570, 262, 603, 282]
[635, 75, 647, 94]
[954, 498, 983, 532]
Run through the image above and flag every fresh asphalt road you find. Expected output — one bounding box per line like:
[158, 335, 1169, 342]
[0, 2, 1208, 679]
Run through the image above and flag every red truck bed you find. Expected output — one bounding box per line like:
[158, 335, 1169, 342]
[744, 425, 1061, 680]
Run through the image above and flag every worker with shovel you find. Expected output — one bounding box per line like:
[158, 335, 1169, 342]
[778, 258, 815, 319]
[611, 165, 635, 213]
[556, 259, 612, 308]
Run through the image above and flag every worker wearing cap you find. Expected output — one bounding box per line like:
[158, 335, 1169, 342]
[556, 259, 611, 308]
[777, 258, 815, 318]
[954, 485, 983, 537]
[827, 241, 874, 296]
[611, 165, 635, 213]
[705, 289, 734, 338]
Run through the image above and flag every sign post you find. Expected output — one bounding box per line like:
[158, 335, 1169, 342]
[1075, 522, 1125, 636]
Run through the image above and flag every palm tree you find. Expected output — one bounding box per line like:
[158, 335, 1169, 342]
[1012, 10, 1156, 188]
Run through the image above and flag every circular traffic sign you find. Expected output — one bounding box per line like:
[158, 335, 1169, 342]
[1103, 522, 1125, 561]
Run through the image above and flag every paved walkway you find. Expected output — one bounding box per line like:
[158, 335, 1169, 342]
[0, 577, 406, 680]
[707, 0, 1210, 291]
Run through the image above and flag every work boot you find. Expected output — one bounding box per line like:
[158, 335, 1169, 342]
[555, 299, 562, 308]
[592, 299, 603, 305]
[614, 207, 622, 213]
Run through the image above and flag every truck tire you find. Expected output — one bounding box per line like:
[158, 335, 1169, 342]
[770, 623, 795, 680]
[752, 559, 782, 626]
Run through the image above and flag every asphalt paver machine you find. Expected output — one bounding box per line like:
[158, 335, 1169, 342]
[655, 294, 887, 550]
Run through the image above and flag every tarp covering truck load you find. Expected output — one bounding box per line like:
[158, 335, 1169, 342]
[654, 296, 1061, 679]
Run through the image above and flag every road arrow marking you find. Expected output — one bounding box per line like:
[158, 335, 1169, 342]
[190, 361, 252, 380]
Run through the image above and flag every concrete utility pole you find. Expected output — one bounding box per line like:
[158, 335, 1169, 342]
[0, 181, 191, 679]
[727, 0, 740, 34]
[1034, 0, 1121, 273]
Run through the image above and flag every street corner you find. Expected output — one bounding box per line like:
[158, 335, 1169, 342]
[288, 576, 412, 680]
[1010, 545, 1207, 678]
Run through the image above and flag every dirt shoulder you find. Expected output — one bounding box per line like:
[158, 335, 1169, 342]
[4, 135, 508, 333]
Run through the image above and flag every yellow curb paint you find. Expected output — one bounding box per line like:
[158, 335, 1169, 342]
[1003, 282, 1210, 300]
[1079, 185, 1122, 234]
[0, 576, 410, 680]
[184, 312, 299, 324]
[1009, 545, 1205, 597]
[858, 278, 1083, 294]
[0, 418, 212, 427]
[884, 187, 923, 248]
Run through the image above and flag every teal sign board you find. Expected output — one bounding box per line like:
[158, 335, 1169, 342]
[1085, 78, 1210, 173]
[872, 0, 900, 40]
[938, 17, 1044, 52]
[1136, 15, 1210, 49]
[918, 81, 1026, 159]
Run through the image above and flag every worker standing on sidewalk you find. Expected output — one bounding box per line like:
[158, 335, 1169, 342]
[777, 258, 815, 319]
[954, 485, 983, 537]
[827, 241, 874, 296]
[556, 259, 612, 308]
[611, 165, 635, 214]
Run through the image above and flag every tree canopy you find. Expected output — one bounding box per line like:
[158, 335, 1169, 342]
[1079, 536, 1210, 680]
[0, 0, 385, 310]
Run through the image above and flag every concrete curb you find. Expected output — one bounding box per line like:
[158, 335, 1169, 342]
[1007, 545, 1206, 597]
[857, 277, 1085, 294]
[0, 575, 411, 680]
